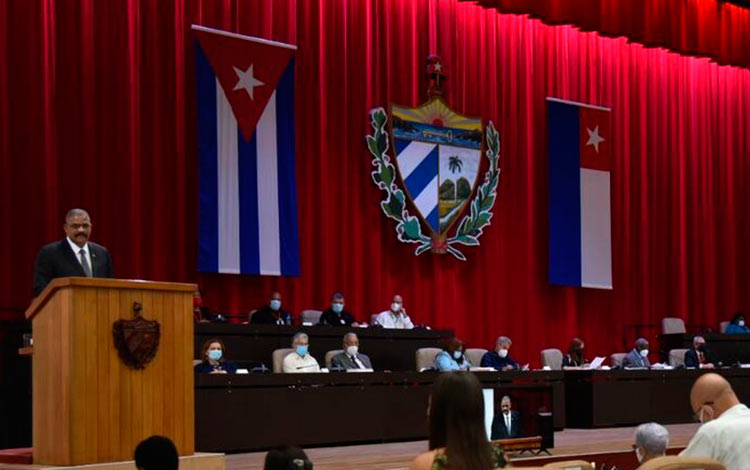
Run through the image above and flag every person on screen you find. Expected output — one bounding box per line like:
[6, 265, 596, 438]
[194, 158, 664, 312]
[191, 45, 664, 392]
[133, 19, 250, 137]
[282, 332, 321, 373]
[264, 446, 313, 470]
[681, 373, 750, 470]
[251, 292, 293, 325]
[562, 338, 587, 368]
[725, 312, 749, 334]
[434, 338, 471, 371]
[480, 336, 519, 371]
[194, 338, 238, 374]
[490, 396, 521, 440]
[134, 435, 179, 470]
[622, 338, 651, 368]
[318, 292, 359, 327]
[632, 422, 669, 464]
[684, 336, 715, 369]
[374, 294, 414, 329]
[409, 372, 508, 470]
[330, 332, 372, 370]
[32, 208, 114, 296]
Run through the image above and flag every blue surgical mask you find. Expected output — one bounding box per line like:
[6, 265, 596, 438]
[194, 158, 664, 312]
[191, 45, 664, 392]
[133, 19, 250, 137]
[296, 345, 308, 356]
[270, 299, 281, 311]
[208, 349, 222, 361]
[453, 350, 463, 360]
[332, 303, 344, 313]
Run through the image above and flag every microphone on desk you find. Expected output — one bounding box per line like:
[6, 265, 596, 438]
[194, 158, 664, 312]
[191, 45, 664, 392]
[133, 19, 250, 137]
[296, 364, 319, 370]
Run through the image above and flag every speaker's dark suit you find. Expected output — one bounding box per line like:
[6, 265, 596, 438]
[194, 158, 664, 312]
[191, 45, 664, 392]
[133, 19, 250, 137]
[330, 352, 373, 370]
[33, 239, 113, 296]
[491, 410, 521, 440]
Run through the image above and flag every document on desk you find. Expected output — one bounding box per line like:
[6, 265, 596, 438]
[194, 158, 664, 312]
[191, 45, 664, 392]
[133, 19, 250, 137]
[588, 357, 605, 369]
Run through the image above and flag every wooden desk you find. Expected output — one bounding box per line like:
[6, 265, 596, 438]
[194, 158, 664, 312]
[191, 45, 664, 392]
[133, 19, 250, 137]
[565, 368, 750, 428]
[195, 370, 564, 452]
[195, 323, 454, 372]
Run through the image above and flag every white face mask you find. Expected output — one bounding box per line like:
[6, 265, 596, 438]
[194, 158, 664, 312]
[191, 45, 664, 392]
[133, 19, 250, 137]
[739, 320, 746, 327]
[639, 349, 649, 358]
[635, 447, 644, 463]
[346, 345, 358, 356]
[391, 302, 401, 313]
[498, 348, 509, 358]
[698, 405, 714, 424]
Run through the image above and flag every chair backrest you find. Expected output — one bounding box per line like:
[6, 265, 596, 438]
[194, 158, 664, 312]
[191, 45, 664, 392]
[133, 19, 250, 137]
[193, 359, 202, 366]
[325, 349, 343, 369]
[636, 455, 725, 470]
[662, 317, 687, 334]
[301, 309, 323, 324]
[541, 348, 564, 370]
[247, 309, 257, 322]
[720, 321, 730, 333]
[465, 348, 488, 367]
[272, 348, 294, 373]
[668, 348, 689, 367]
[415, 347, 442, 371]
[610, 352, 627, 367]
[542, 460, 594, 470]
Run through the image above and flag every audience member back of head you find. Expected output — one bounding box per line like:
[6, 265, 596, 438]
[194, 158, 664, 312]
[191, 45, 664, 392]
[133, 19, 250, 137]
[134, 435, 179, 470]
[264, 446, 313, 470]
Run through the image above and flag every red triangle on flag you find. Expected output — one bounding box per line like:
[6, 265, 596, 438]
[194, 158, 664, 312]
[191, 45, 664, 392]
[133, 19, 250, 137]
[193, 26, 295, 141]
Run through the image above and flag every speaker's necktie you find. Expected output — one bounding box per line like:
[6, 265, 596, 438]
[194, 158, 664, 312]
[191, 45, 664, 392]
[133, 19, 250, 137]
[79, 249, 92, 277]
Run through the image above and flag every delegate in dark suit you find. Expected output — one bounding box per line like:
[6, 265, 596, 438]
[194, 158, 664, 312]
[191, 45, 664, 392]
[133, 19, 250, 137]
[684, 348, 715, 368]
[330, 351, 373, 370]
[33, 239, 113, 296]
[318, 308, 357, 327]
[491, 410, 521, 439]
[622, 348, 651, 368]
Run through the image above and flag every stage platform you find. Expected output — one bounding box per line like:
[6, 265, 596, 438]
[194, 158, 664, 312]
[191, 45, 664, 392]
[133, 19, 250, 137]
[224, 423, 700, 470]
[0, 453, 224, 470]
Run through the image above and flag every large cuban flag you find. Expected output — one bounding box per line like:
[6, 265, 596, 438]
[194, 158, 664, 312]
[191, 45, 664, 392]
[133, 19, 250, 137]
[547, 97, 612, 289]
[193, 25, 300, 276]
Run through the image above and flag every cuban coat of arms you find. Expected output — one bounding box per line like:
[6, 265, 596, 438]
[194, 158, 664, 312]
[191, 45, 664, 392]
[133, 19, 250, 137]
[366, 56, 501, 260]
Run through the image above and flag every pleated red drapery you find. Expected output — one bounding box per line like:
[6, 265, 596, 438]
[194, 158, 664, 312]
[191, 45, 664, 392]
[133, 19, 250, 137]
[1, 0, 749, 365]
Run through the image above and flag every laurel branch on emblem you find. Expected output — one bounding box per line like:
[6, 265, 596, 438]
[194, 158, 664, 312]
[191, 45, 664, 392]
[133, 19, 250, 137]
[365, 107, 501, 261]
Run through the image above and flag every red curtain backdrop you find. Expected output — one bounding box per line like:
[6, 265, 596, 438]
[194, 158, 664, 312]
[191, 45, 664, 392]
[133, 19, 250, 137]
[467, 0, 750, 69]
[1, 0, 750, 365]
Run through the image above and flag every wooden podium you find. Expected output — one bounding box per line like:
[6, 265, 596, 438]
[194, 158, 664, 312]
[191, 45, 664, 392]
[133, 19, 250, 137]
[25, 277, 197, 466]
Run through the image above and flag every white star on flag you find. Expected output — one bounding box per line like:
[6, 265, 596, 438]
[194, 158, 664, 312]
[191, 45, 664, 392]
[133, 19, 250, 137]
[586, 125, 605, 153]
[233, 64, 264, 100]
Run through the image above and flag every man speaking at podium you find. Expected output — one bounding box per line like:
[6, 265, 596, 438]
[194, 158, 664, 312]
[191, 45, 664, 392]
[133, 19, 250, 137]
[32, 208, 113, 296]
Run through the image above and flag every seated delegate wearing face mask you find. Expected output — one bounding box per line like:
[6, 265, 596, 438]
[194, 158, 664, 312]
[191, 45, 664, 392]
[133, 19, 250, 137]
[330, 332, 373, 370]
[622, 338, 651, 369]
[681, 373, 750, 470]
[434, 338, 472, 371]
[194, 339, 238, 374]
[251, 291, 293, 325]
[725, 312, 750, 334]
[632, 422, 669, 465]
[480, 336, 520, 371]
[282, 332, 321, 373]
[374, 294, 414, 329]
[318, 292, 359, 327]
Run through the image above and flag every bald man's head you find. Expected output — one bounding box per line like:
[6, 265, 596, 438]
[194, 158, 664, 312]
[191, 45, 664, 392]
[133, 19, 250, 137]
[690, 373, 740, 422]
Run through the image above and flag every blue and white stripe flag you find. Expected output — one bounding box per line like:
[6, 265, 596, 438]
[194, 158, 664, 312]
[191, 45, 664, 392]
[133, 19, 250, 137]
[193, 25, 300, 276]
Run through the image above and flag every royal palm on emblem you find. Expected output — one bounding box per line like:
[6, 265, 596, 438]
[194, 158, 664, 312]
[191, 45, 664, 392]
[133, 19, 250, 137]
[391, 99, 483, 237]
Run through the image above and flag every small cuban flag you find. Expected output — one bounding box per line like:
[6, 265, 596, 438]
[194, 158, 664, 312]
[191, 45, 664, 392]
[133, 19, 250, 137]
[547, 97, 612, 289]
[193, 25, 300, 276]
